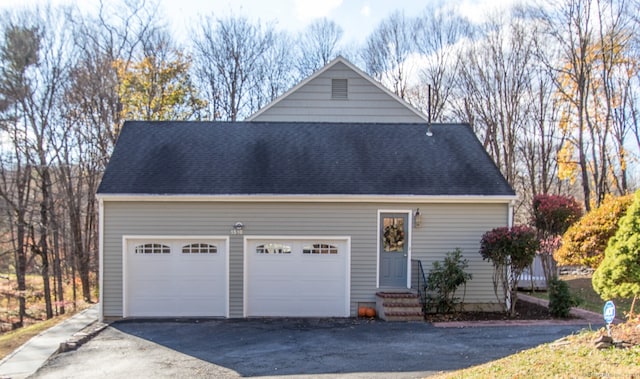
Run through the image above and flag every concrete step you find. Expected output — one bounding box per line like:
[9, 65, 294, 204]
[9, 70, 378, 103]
[375, 291, 424, 322]
[375, 291, 419, 299]
[375, 292, 421, 306]
[382, 312, 425, 322]
[381, 303, 423, 313]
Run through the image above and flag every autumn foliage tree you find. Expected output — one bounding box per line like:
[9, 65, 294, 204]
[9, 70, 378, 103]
[479, 225, 540, 316]
[115, 34, 206, 121]
[592, 190, 640, 316]
[555, 194, 633, 268]
[544, 0, 636, 211]
[532, 194, 583, 236]
[532, 194, 582, 282]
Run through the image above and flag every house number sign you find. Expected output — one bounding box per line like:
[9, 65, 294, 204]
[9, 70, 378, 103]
[603, 301, 615, 336]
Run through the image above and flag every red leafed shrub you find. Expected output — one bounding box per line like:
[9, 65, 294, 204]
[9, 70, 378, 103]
[480, 225, 540, 267]
[532, 194, 581, 283]
[532, 194, 582, 236]
[479, 225, 540, 316]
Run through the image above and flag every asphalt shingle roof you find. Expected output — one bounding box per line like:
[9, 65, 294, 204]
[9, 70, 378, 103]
[97, 121, 515, 197]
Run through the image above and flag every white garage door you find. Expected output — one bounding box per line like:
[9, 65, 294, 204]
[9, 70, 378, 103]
[124, 237, 228, 317]
[245, 237, 350, 317]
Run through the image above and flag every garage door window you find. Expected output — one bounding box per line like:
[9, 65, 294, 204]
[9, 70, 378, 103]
[134, 243, 170, 254]
[256, 243, 292, 254]
[302, 243, 338, 254]
[182, 243, 217, 254]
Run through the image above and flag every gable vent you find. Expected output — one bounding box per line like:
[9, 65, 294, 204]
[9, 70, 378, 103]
[331, 79, 348, 100]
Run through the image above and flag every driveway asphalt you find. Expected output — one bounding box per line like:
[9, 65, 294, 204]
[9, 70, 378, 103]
[30, 317, 600, 379]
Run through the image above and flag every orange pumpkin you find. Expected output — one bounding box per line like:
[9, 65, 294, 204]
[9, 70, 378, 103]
[365, 307, 376, 318]
[358, 306, 367, 317]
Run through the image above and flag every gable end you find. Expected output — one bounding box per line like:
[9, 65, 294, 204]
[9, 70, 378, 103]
[247, 56, 428, 123]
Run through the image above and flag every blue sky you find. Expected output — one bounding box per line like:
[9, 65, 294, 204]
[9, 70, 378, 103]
[0, 0, 519, 45]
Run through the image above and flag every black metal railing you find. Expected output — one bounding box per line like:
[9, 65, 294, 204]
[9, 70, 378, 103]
[411, 259, 428, 316]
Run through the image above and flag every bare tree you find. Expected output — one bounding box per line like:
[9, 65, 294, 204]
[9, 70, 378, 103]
[0, 5, 74, 319]
[410, 4, 471, 121]
[192, 15, 275, 121]
[537, 0, 599, 210]
[253, 31, 296, 111]
[0, 62, 34, 325]
[62, 0, 161, 303]
[361, 11, 414, 98]
[594, 0, 636, 195]
[456, 12, 537, 186]
[296, 18, 343, 78]
[518, 73, 570, 213]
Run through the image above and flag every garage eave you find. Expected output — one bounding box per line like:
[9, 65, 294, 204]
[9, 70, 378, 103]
[96, 193, 518, 204]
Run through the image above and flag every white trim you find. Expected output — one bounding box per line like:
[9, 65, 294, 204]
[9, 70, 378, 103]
[98, 198, 104, 322]
[121, 237, 127, 318]
[97, 193, 517, 204]
[122, 235, 230, 318]
[246, 56, 428, 122]
[243, 235, 351, 318]
[376, 210, 412, 289]
[508, 200, 515, 227]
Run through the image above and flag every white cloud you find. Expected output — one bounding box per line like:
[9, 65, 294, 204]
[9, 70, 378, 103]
[294, 0, 343, 21]
[360, 4, 371, 17]
[457, 0, 519, 23]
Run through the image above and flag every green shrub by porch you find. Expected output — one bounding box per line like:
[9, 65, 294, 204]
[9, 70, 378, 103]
[425, 249, 472, 313]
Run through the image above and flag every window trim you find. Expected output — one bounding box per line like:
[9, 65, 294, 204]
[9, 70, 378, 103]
[134, 243, 170, 254]
[302, 243, 338, 255]
[255, 243, 292, 254]
[182, 243, 218, 254]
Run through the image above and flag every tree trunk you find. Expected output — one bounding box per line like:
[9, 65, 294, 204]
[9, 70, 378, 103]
[38, 248, 53, 319]
[15, 217, 27, 328]
[69, 207, 92, 303]
[38, 167, 54, 319]
[52, 212, 64, 315]
[578, 100, 591, 212]
[32, 225, 53, 319]
[78, 251, 92, 303]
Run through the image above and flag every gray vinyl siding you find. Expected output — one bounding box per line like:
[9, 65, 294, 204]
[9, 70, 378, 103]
[251, 62, 426, 123]
[102, 201, 509, 318]
[412, 204, 507, 304]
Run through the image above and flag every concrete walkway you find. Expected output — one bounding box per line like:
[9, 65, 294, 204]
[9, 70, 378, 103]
[0, 305, 98, 379]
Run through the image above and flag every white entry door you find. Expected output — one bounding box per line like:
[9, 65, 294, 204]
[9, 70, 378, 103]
[124, 237, 228, 317]
[245, 237, 350, 317]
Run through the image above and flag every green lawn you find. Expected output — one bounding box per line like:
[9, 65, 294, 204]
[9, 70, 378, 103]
[524, 274, 635, 319]
[430, 274, 640, 378]
[431, 327, 640, 378]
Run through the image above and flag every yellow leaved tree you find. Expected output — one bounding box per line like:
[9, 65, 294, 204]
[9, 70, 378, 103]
[114, 48, 207, 122]
[549, 0, 636, 211]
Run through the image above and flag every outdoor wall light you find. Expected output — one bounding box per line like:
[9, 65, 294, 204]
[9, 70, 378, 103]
[414, 209, 422, 228]
[231, 222, 244, 235]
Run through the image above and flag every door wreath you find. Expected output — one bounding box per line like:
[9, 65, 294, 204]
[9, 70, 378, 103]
[383, 223, 405, 252]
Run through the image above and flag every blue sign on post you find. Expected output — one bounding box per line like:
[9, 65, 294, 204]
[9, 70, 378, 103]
[603, 301, 616, 324]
